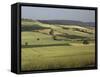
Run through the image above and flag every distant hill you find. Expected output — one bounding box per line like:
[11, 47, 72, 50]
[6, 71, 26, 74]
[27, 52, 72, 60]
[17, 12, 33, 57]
[22, 19, 95, 27]
[38, 20, 95, 27]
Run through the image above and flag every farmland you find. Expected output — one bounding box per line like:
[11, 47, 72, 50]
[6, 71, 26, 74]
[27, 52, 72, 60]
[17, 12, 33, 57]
[21, 19, 95, 71]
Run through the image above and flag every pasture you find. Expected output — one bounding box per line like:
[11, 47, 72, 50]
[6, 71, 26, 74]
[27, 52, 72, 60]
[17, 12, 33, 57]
[21, 20, 95, 71]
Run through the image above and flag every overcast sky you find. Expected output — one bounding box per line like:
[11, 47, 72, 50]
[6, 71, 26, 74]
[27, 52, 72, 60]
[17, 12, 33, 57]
[21, 6, 95, 22]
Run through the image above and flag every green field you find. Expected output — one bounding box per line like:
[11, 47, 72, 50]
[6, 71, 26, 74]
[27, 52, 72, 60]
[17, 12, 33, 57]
[21, 19, 95, 71]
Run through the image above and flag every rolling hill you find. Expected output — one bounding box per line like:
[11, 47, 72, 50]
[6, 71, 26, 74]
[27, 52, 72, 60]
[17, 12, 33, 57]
[21, 19, 95, 71]
[38, 20, 95, 27]
[21, 19, 95, 40]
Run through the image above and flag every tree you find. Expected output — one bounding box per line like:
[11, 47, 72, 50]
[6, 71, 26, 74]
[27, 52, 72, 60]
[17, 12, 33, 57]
[49, 29, 57, 40]
[37, 38, 40, 40]
[83, 39, 89, 45]
[49, 28, 54, 35]
[25, 42, 28, 46]
[52, 35, 57, 40]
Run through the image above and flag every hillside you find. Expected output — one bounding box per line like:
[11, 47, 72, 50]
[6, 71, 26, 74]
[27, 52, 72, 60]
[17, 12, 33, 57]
[38, 20, 95, 27]
[21, 19, 95, 40]
[21, 19, 95, 71]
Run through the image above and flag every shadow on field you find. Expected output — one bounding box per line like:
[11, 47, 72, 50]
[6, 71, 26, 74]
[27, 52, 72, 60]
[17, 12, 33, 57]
[22, 43, 71, 48]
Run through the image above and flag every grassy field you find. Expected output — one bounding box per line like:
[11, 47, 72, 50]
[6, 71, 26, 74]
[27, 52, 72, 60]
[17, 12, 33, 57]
[21, 44, 95, 71]
[21, 19, 95, 71]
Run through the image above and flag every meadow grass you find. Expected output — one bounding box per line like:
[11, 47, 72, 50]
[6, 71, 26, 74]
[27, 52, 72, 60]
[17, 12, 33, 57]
[21, 21, 95, 71]
[21, 44, 95, 71]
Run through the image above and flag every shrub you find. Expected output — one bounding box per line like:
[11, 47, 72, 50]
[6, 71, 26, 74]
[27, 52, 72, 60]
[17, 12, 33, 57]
[49, 28, 54, 35]
[83, 39, 89, 44]
[37, 38, 40, 40]
[25, 42, 28, 46]
[53, 35, 57, 40]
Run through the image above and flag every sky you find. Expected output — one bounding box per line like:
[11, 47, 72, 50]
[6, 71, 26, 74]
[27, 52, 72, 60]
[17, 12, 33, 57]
[21, 6, 95, 22]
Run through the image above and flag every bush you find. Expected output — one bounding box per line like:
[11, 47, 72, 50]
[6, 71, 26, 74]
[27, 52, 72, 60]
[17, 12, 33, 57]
[49, 29, 54, 35]
[83, 40, 89, 44]
[37, 38, 40, 40]
[25, 42, 28, 46]
[53, 35, 57, 40]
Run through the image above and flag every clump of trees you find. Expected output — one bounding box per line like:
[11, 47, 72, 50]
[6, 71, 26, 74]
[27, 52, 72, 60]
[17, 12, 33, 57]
[49, 28, 57, 40]
[25, 42, 28, 46]
[52, 35, 57, 40]
[49, 28, 54, 35]
[37, 38, 40, 40]
[83, 39, 89, 45]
